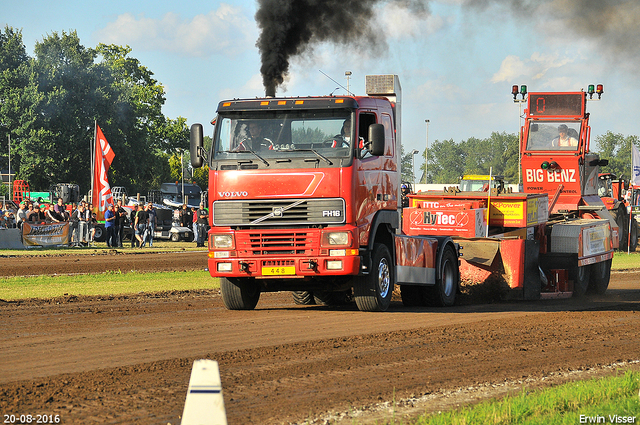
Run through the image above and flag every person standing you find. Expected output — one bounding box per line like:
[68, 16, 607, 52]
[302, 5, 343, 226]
[192, 207, 198, 243]
[129, 205, 139, 247]
[75, 203, 89, 245]
[146, 202, 157, 247]
[135, 204, 149, 248]
[16, 202, 28, 229]
[104, 204, 116, 248]
[196, 203, 209, 247]
[115, 199, 127, 247]
[179, 204, 191, 228]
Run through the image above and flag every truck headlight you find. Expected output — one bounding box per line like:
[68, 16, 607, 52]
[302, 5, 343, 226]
[323, 231, 350, 246]
[213, 234, 234, 249]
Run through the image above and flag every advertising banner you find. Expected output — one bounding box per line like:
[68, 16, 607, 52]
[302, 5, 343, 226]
[22, 222, 70, 247]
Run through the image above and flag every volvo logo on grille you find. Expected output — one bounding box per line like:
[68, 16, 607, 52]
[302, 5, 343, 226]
[322, 210, 341, 217]
[218, 191, 248, 198]
[273, 207, 283, 217]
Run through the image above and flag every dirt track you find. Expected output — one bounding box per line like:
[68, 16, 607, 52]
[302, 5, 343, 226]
[0, 252, 639, 424]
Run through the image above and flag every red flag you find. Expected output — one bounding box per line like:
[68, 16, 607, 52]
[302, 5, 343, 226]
[93, 125, 115, 215]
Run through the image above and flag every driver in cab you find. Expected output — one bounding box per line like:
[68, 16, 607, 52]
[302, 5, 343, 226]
[552, 124, 578, 147]
[234, 121, 274, 151]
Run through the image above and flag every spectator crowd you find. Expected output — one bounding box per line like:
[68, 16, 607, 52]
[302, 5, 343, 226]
[1, 198, 210, 249]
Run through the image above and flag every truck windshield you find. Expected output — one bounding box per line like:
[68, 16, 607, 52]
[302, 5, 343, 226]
[212, 110, 353, 164]
[525, 120, 581, 151]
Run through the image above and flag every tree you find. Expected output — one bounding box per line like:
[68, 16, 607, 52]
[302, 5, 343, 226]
[424, 138, 466, 184]
[0, 29, 189, 196]
[0, 27, 39, 180]
[400, 145, 414, 183]
[593, 131, 640, 182]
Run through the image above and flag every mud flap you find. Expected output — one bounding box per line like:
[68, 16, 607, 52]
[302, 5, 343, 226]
[522, 239, 541, 300]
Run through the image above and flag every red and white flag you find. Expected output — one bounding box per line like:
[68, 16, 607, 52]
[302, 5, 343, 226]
[93, 125, 115, 214]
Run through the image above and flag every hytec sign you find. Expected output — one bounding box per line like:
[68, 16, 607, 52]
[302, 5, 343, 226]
[402, 207, 487, 238]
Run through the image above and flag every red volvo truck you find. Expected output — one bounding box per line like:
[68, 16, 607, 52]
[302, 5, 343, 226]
[190, 75, 460, 311]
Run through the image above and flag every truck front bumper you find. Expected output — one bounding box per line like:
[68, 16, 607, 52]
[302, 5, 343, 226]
[208, 254, 361, 278]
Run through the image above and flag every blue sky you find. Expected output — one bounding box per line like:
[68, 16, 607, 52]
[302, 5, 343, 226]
[4, 0, 639, 171]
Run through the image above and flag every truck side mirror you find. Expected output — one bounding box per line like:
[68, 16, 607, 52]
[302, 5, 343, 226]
[369, 124, 385, 156]
[190, 124, 204, 168]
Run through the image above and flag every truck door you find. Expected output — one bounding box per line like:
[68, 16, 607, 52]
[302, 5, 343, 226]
[355, 111, 398, 247]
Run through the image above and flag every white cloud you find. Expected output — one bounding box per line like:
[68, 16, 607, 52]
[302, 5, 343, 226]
[94, 4, 257, 57]
[377, 3, 444, 39]
[491, 52, 573, 83]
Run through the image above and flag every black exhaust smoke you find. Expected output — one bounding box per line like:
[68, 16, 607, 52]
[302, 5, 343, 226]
[255, 0, 393, 97]
[256, 0, 640, 97]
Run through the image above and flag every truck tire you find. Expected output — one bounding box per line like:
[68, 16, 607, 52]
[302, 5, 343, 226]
[588, 259, 611, 295]
[93, 225, 106, 242]
[170, 233, 180, 242]
[221, 277, 260, 310]
[292, 291, 315, 305]
[611, 207, 629, 249]
[570, 264, 590, 297]
[354, 243, 394, 312]
[425, 244, 459, 307]
[628, 219, 638, 251]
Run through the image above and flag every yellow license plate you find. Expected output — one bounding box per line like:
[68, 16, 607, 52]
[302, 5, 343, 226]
[262, 266, 296, 276]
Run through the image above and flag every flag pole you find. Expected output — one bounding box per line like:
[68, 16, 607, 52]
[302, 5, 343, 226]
[91, 121, 97, 209]
[629, 142, 634, 254]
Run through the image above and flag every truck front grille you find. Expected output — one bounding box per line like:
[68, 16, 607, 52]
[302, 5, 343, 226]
[236, 231, 319, 256]
[213, 198, 345, 226]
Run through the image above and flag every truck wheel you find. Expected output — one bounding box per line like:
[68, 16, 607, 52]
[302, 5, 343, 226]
[93, 225, 105, 242]
[612, 207, 628, 249]
[354, 243, 394, 312]
[400, 285, 425, 307]
[588, 259, 611, 295]
[221, 277, 260, 310]
[570, 265, 590, 297]
[292, 291, 315, 305]
[170, 233, 180, 242]
[425, 244, 459, 307]
[629, 219, 638, 251]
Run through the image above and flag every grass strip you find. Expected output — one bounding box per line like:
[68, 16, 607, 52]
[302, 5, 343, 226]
[0, 270, 218, 301]
[410, 370, 640, 425]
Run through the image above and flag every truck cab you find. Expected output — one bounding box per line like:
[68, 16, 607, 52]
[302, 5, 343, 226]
[190, 75, 405, 311]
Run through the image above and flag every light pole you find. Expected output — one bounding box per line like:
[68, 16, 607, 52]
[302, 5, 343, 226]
[411, 149, 419, 188]
[512, 85, 527, 187]
[424, 119, 430, 184]
[345, 71, 352, 95]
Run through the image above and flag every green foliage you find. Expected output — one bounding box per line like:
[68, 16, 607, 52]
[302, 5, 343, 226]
[0, 269, 218, 300]
[413, 370, 640, 424]
[594, 131, 640, 182]
[421, 132, 520, 185]
[400, 144, 416, 183]
[0, 27, 189, 196]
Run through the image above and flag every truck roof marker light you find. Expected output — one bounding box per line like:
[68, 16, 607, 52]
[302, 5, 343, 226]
[335, 99, 344, 104]
[588, 84, 595, 99]
[278, 100, 286, 105]
[520, 85, 527, 95]
[260, 101, 269, 106]
[222, 102, 231, 107]
[550, 161, 560, 171]
[511, 85, 518, 100]
[541, 161, 550, 170]
[295, 100, 304, 105]
[596, 84, 604, 99]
